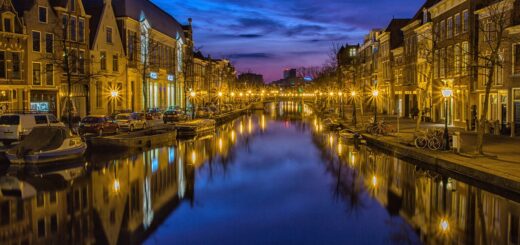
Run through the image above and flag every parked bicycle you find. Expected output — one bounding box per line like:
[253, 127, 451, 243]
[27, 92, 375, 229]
[414, 129, 445, 150]
[365, 121, 395, 136]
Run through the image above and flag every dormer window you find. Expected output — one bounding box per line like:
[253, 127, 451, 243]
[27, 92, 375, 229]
[3, 18, 11, 32]
[70, 0, 75, 12]
[39, 7, 48, 23]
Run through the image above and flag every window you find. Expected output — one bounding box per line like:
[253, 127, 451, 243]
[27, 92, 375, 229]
[70, 17, 76, 42]
[455, 14, 461, 35]
[117, 83, 122, 106]
[447, 17, 453, 38]
[12, 52, 20, 79]
[37, 218, 45, 237]
[46, 64, 54, 85]
[113, 54, 118, 72]
[106, 27, 113, 44]
[37, 193, 44, 207]
[0, 52, 5, 79]
[49, 191, 56, 203]
[69, 0, 75, 12]
[100, 51, 106, 70]
[514, 44, 520, 74]
[3, 18, 11, 32]
[70, 49, 77, 73]
[462, 42, 469, 74]
[128, 31, 137, 62]
[78, 18, 85, 43]
[463, 10, 469, 33]
[1, 202, 9, 225]
[39, 6, 47, 23]
[32, 31, 41, 52]
[33, 63, 41, 85]
[455, 45, 461, 74]
[423, 9, 428, 23]
[96, 81, 102, 107]
[45, 33, 53, 53]
[440, 20, 445, 40]
[62, 15, 68, 39]
[79, 50, 85, 74]
[50, 215, 57, 234]
[35, 115, 48, 124]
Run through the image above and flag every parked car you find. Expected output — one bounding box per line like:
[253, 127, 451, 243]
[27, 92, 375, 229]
[0, 113, 64, 146]
[78, 115, 119, 136]
[146, 109, 163, 120]
[163, 109, 188, 123]
[115, 113, 147, 131]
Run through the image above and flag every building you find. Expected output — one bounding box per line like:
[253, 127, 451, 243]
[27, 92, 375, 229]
[377, 18, 410, 115]
[0, 0, 27, 114]
[84, 0, 128, 115]
[192, 51, 237, 105]
[475, 0, 520, 136]
[358, 29, 383, 112]
[112, 0, 192, 111]
[283, 68, 296, 79]
[237, 72, 264, 90]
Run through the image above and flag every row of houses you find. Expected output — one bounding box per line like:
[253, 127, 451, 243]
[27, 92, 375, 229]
[3, 0, 236, 119]
[338, 0, 520, 136]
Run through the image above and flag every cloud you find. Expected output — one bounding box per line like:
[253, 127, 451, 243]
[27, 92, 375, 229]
[227, 53, 274, 59]
[151, 0, 424, 82]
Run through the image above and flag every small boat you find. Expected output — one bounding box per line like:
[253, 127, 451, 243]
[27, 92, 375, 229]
[89, 127, 176, 149]
[339, 130, 355, 143]
[176, 119, 216, 137]
[322, 118, 341, 130]
[6, 126, 87, 165]
[0, 176, 37, 199]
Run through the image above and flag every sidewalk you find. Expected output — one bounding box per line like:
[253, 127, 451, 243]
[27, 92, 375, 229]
[337, 114, 520, 194]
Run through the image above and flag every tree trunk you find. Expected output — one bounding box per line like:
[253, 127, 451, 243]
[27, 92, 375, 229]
[415, 90, 424, 132]
[476, 65, 495, 154]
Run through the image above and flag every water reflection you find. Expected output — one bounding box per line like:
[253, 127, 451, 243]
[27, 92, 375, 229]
[1, 102, 519, 244]
[313, 121, 520, 244]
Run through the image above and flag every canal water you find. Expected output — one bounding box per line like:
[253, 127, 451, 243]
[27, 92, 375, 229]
[1, 102, 520, 244]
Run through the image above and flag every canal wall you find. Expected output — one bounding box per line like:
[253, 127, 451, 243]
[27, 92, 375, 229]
[362, 133, 520, 197]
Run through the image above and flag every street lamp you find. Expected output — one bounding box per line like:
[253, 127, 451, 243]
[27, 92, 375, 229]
[338, 92, 344, 118]
[217, 92, 223, 111]
[350, 90, 357, 126]
[110, 90, 119, 115]
[441, 87, 453, 150]
[372, 89, 379, 123]
[189, 91, 196, 119]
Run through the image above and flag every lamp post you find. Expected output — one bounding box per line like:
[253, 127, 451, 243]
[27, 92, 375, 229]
[441, 87, 453, 150]
[351, 91, 357, 127]
[372, 89, 379, 123]
[190, 91, 196, 119]
[339, 92, 344, 118]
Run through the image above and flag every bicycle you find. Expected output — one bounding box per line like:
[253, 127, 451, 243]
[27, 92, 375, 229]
[414, 129, 445, 150]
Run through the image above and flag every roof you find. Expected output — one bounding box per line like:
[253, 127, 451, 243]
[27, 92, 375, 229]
[11, 0, 35, 17]
[385, 19, 411, 49]
[82, 0, 104, 46]
[49, 0, 68, 8]
[411, 0, 442, 22]
[111, 0, 185, 40]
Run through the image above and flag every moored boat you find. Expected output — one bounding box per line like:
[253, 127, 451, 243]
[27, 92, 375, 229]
[176, 119, 216, 137]
[6, 126, 86, 165]
[89, 127, 176, 149]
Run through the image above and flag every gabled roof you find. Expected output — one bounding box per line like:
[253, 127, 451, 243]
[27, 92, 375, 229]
[385, 18, 411, 49]
[82, 0, 104, 46]
[112, 0, 185, 40]
[411, 0, 442, 22]
[12, 0, 36, 17]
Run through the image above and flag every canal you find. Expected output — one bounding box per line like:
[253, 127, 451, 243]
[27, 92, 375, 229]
[1, 102, 520, 244]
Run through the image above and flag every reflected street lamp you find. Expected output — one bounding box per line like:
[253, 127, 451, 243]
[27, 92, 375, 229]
[442, 87, 453, 150]
[351, 91, 357, 127]
[110, 90, 119, 115]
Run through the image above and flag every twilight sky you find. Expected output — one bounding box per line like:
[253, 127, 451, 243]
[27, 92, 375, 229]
[152, 0, 424, 82]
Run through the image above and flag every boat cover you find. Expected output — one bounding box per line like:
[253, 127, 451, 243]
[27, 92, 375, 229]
[12, 126, 68, 157]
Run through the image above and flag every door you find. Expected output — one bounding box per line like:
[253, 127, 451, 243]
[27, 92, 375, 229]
[404, 95, 410, 118]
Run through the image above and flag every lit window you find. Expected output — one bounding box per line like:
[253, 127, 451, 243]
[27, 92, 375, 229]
[100, 51, 107, 70]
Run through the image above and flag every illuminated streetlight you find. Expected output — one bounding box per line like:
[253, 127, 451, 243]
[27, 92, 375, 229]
[441, 87, 453, 151]
[350, 91, 357, 97]
[372, 89, 379, 123]
[113, 179, 120, 193]
[439, 218, 450, 233]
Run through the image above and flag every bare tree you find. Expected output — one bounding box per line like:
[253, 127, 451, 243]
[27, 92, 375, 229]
[474, 0, 516, 154]
[39, 16, 105, 128]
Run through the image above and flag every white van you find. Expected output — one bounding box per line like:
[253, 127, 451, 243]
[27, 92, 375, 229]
[0, 114, 65, 145]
